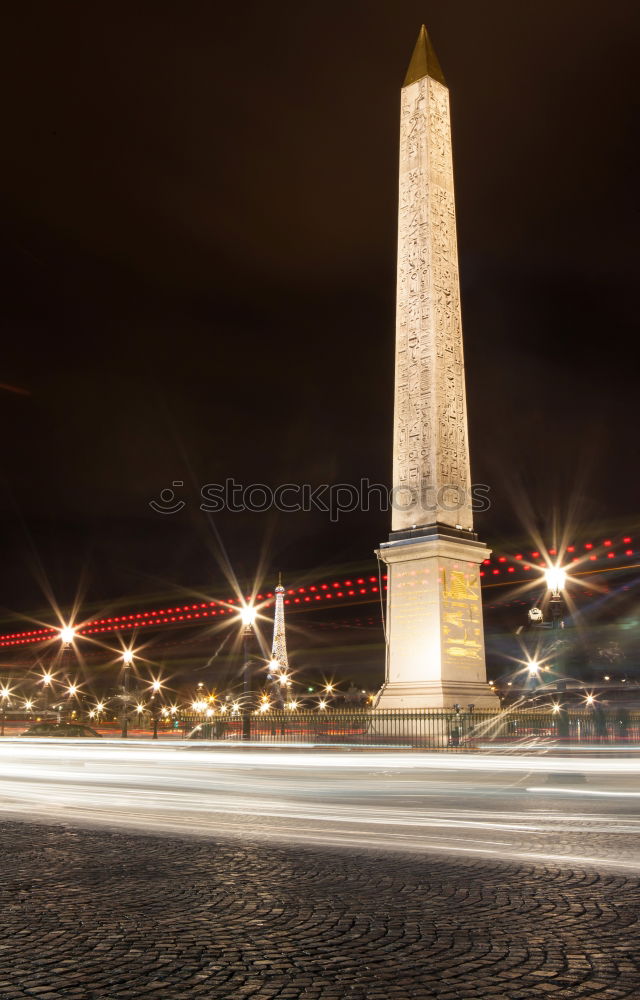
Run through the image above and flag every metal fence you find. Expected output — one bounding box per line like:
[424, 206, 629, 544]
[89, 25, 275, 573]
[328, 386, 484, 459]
[181, 708, 640, 749]
[6, 708, 639, 748]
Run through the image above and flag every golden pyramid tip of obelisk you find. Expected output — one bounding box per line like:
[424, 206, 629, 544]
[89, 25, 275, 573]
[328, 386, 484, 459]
[403, 24, 446, 88]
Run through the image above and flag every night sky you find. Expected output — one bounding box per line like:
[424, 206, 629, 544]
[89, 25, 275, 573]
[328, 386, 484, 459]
[1, 0, 638, 616]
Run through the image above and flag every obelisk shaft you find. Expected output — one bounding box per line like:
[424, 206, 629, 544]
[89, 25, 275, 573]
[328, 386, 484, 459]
[392, 28, 472, 532]
[376, 27, 498, 712]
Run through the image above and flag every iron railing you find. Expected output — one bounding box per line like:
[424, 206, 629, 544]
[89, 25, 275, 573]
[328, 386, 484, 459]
[181, 708, 640, 749]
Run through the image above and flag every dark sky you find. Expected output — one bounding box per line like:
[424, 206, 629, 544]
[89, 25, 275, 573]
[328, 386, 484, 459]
[1, 0, 638, 614]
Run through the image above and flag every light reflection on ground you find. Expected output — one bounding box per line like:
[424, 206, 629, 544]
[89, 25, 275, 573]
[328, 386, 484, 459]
[1, 739, 640, 870]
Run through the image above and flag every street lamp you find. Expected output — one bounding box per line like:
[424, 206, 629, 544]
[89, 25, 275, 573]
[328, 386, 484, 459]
[40, 671, 55, 718]
[148, 679, 163, 739]
[59, 625, 76, 647]
[240, 605, 257, 628]
[239, 605, 256, 741]
[65, 682, 79, 719]
[0, 686, 10, 737]
[526, 660, 541, 697]
[543, 563, 568, 709]
[121, 649, 134, 738]
[545, 566, 566, 596]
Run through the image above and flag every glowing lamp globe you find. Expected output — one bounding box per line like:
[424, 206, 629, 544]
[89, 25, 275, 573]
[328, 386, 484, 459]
[545, 566, 566, 593]
[59, 625, 75, 645]
[240, 605, 257, 628]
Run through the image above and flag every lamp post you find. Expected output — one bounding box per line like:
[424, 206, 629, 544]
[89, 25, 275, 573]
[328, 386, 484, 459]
[121, 649, 134, 738]
[545, 566, 566, 630]
[39, 625, 74, 722]
[65, 682, 79, 722]
[0, 686, 10, 737]
[150, 679, 162, 739]
[527, 566, 567, 631]
[543, 565, 570, 736]
[240, 605, 257, 741]
[527, 566, 568, 678]
[40, 671, 54, 718]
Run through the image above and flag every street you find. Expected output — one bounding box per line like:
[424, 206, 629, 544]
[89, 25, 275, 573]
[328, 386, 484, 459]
[1, 742, 640, 998]
[1, 741, 640, 868]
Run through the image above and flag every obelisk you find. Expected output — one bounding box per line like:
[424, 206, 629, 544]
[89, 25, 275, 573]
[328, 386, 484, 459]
[376, 26, 498, 710]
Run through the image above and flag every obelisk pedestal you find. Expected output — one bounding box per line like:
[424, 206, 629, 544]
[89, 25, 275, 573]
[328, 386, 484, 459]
[376, 27, 498, 712]
[376, 529, 497, 709]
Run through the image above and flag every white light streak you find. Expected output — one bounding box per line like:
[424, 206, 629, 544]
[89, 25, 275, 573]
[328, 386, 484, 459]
[0, 744, 638, 871]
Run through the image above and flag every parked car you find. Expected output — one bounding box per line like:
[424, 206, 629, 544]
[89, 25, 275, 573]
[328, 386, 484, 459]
[20, 722, 102, 738]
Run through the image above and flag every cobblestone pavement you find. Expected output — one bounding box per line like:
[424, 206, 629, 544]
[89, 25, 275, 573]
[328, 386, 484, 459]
[0, 822, 639, 1000]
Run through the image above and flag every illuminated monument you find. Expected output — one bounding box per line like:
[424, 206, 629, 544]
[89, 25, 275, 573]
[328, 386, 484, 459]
[270, 576, 289, 672]
[376, 27, 498, 710]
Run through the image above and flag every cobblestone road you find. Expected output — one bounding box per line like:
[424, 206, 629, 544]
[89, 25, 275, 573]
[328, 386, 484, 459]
[0, 822, 639, 1000]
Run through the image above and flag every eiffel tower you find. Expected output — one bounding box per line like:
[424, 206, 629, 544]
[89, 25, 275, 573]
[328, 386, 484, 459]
[270, 574, 289, 672]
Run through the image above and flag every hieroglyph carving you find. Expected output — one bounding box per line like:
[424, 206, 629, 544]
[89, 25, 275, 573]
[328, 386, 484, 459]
[392, 76, 472, 532]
